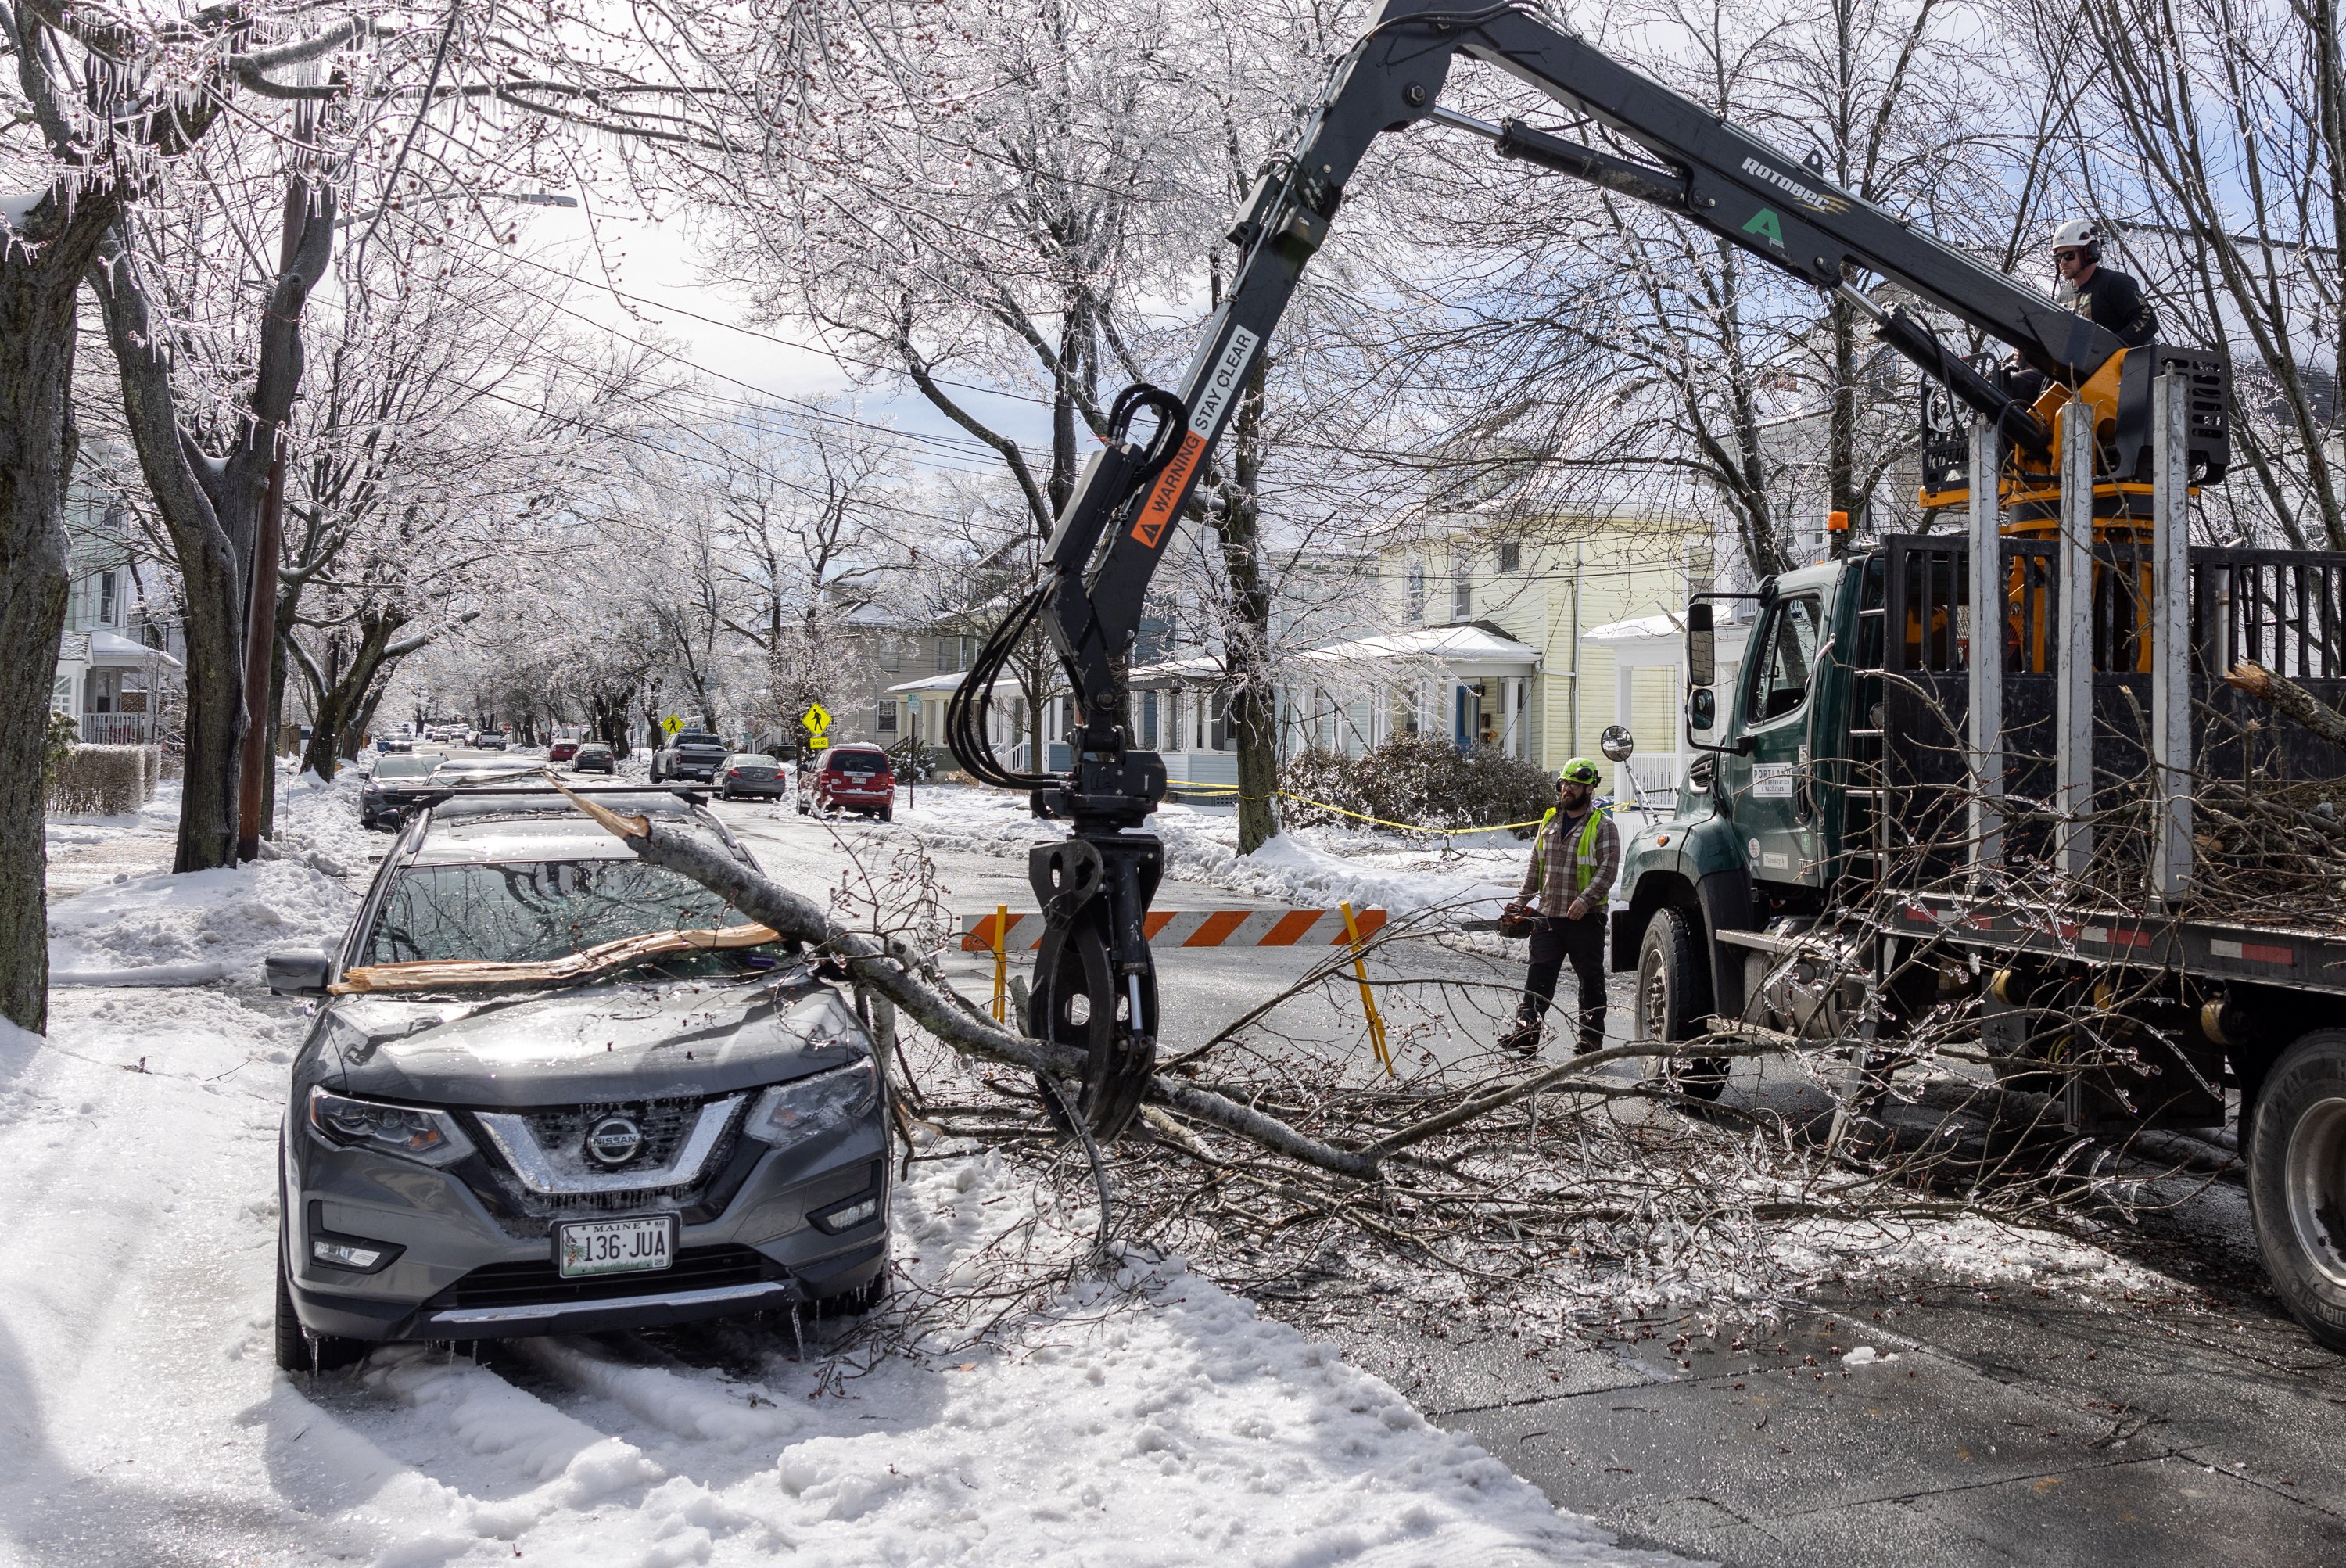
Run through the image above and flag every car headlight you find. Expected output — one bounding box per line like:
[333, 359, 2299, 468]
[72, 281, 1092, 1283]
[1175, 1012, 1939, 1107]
[744, 1060, 879, 1145]
[306, 1085, 475, 1167]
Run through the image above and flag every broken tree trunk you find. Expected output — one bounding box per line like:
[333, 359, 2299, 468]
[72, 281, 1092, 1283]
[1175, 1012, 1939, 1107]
[555, 787, 1383, 1179]
[2228, 660, 2346, 749]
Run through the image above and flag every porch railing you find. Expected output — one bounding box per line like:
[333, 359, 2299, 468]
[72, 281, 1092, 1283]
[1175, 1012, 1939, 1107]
[77, 712, 155, 745]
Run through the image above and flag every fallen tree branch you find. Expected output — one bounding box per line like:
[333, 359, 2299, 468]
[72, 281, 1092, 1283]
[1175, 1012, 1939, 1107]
[553, 785, 1384, 1179]
[2226, 659, 2346, 747]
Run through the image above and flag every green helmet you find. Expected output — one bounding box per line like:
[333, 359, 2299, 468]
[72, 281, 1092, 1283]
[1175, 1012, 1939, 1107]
[1559, 756, 1602, 787]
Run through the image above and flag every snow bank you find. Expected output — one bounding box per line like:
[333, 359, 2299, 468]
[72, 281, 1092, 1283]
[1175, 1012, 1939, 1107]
[899, 787, 1528, 917]
[46, 857, 357, 985]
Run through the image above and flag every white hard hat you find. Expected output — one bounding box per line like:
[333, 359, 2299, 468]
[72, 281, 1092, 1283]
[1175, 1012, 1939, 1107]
[2050, 217, 2100, 253]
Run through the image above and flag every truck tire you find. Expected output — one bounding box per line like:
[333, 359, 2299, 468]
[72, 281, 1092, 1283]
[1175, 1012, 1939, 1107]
[2249, 1028, 2346, 1352]
[1637, 908, 1727, 1102]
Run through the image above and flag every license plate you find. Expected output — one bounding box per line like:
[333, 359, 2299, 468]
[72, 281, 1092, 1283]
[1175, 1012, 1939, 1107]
[556, 1215, 676, 1279]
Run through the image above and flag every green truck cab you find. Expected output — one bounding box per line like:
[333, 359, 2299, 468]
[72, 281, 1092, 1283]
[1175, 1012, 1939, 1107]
[1612, 556, 1880, 1055]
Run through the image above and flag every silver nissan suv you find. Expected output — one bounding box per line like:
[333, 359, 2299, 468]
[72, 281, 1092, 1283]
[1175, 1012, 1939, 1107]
[267, 786, 890, 1370]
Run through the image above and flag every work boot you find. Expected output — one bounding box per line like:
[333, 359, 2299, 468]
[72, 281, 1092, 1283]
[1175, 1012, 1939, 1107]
[1576, 1008, 1607, 1057]
[1498, 1014, 1544, 1057]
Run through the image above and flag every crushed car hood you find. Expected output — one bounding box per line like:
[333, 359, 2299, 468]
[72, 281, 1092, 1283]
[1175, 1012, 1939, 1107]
[317, 976, 867, 1106]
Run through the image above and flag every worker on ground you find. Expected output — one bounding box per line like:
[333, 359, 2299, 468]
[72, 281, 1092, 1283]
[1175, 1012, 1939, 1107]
[2050, 218, 2158, 347]
[1499, 758, 1618, 1057]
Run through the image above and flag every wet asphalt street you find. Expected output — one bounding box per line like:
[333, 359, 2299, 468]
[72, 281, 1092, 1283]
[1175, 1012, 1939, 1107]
[717, 797, 2346, 1567]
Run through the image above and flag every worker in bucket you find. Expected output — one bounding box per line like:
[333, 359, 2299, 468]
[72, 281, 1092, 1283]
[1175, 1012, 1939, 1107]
[2050, 218, 2158, 347]
[1498, 758, 1619, 1057]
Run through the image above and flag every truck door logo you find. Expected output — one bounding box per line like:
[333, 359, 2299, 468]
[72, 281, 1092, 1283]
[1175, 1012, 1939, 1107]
[1742, 207, 1785, 247]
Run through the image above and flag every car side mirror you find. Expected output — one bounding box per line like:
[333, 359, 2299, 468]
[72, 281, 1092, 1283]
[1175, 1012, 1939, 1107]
[266, 947, 332, 996]
[1687, 603, 1716, 688]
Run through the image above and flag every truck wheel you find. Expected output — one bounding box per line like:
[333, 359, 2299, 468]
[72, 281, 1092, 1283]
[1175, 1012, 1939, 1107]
[1638, 908, 1727, 1102]
[2249, 1028, 2346, 1352]
[275, 1233, 368, 1374]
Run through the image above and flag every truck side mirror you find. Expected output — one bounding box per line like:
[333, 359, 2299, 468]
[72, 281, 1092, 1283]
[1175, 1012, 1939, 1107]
[1687, 687, 1716, 732]
[1687, 603, 1716, 689]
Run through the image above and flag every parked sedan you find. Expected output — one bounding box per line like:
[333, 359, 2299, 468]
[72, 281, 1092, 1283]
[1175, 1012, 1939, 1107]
[473, 730, 510, 751]
[719, 754, 788, 800]
[267, 788, 891, 1370]
[547, 739, 581, 765]
[796, 745, 895, 820]
[573, 742, 617, 774]
[359, 753, 449, 829]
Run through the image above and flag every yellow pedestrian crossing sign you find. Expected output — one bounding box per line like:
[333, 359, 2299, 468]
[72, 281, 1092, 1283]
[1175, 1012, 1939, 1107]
[661, 715, 683, 737]
[802, 702, 832, 750]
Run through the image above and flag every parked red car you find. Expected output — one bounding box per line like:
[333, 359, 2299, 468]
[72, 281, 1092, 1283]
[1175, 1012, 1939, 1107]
[548, 739, 581, 764]
[796, 744, 895, 820]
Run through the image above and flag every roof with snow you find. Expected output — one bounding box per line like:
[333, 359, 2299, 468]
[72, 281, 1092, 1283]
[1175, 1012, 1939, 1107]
[886, 673, 967, 694]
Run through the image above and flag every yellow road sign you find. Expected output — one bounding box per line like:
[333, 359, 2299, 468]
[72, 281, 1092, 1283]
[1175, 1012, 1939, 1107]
[661, 715, 683, 737]
[802, 702, 832, 750]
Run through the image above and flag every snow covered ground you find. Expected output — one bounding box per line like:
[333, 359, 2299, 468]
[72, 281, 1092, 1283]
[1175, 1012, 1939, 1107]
[9, 767, 1686, 1567]
[892, 784, 1632, 920]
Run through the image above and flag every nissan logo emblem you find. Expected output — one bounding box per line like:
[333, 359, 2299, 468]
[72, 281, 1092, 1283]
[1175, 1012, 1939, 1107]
[584, 1114, 644, 1167]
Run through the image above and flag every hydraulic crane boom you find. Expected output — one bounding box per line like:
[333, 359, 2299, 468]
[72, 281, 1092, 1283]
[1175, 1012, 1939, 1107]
[947, 0, 2230, 1136]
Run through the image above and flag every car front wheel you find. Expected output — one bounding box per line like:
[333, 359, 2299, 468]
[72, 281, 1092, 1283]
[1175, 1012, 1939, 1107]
[2250, 1028, 2346, 1352]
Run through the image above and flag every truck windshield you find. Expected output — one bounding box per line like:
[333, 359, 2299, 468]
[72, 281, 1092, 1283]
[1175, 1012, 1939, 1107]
[364, 860, 745, 965]
[1749, 596, 1823, 721]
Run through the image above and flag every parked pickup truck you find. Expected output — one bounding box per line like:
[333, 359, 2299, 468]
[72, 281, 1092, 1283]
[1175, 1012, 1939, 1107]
[650, 731, 729, 784]
[1616, 533, 2346, 1351]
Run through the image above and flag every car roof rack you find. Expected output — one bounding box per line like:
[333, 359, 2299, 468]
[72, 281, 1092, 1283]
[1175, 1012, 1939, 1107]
[417, 783, 713, 815]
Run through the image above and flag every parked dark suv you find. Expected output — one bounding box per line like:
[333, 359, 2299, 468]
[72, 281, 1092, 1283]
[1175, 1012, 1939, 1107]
[266, 786, 891, 1369]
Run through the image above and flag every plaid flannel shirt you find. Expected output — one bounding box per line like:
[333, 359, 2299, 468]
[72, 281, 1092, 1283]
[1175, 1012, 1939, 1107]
[1518, 805, 1620, 917]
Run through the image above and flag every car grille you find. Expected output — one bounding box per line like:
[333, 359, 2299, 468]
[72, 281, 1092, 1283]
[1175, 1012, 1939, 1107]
[522, 1097, 704, 1169]
[434, 1245, 780, 1309]
[463, 1095, 752, 1237]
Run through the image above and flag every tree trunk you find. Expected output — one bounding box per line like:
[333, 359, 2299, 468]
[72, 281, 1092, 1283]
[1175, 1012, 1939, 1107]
[1215, 364, 1279, 855]
[0, 202, 116, 1031]
[88, 170, 333, 870]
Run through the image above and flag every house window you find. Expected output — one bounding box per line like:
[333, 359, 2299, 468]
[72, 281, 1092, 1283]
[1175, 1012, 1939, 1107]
[1451, 558, 1473, 619]
[1208, 691, 1231, 752]
[877, 638, 901, 673]
[958, 634, 975, 671]
[1405, 562, 1426, 623]
[877, 701, 898, 734]
[1498, 542, 1521, 573]
[1139, 691, 1160, 749]
[99, 571, 119, 626]
[934, 638, 954, 674]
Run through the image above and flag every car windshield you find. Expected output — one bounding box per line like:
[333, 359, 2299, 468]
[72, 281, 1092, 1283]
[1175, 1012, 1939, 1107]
[373, 756, 440, 779]
[364, 859, 755, 967]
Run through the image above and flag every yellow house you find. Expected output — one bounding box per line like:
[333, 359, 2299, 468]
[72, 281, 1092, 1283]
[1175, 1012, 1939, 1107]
[1375, 511, 1716, 800]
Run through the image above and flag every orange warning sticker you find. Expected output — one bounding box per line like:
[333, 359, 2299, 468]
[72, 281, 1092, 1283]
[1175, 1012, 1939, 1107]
[1128, 432, 1205, 549]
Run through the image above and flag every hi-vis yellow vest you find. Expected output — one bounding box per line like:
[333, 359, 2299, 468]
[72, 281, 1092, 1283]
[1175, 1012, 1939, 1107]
[1533, 806, 1609, 893]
